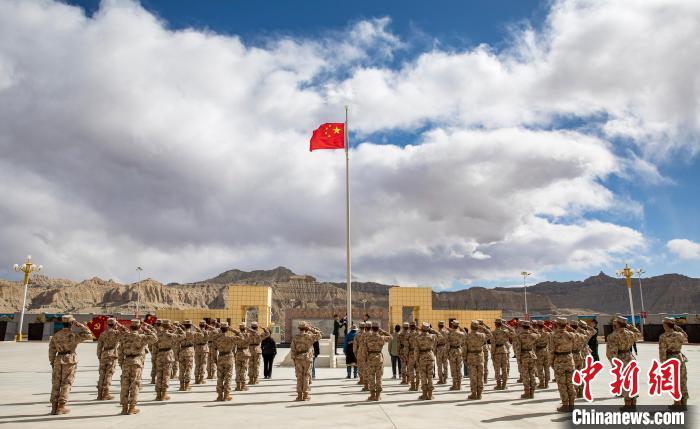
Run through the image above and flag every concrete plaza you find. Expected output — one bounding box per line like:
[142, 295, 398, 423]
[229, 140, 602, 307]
[0, 342, 697, 429]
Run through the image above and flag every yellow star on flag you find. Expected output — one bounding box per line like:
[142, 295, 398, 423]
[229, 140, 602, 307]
[333, 127, 341, 134]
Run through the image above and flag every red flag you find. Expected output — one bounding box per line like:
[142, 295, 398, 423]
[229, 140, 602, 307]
[310, 123, 345, 151]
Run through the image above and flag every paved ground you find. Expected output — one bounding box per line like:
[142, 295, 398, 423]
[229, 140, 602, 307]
[0, 342, 697, 429]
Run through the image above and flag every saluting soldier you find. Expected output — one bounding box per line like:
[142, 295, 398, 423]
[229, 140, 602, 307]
[465, 321, 487, 400]
[448, 320, 466, 391]
[398, 322, 410, 384]
[491, 318, 514, 390]
[117, 319, 158, 415]
[516, 320, 540, 399]
[48, 315, 93, 415]
[606, 315, 639, 410]
[549, 317, 576, 412]
[96, 317, 121, 400]
[290, 321, 322, 401]
[245, 321, 270, 385]
[364, 321, 392, 401]
[659, 317, 689, 410]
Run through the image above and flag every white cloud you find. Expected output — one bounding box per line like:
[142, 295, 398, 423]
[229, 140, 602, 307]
[667, 239, 700, 260]
[1, 0, 691, 287]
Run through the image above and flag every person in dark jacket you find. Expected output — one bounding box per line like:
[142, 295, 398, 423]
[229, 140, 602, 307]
[588, 319, 599, 361]
[261, 336, 277, 379]
[333, 314, 346, 352]
[344, 324, 358, 378]
[312, 339, 320, 379]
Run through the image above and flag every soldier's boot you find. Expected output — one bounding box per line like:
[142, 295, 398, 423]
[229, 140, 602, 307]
[517, 377, 522, 383]
[96, 390, 103, 400]
[449, 380, 457, 391]
[520, 389, 529, 399]
[557, 402, 569, 412]
[544, 380, 549, 389]
[242, 383, 249, 391]
[303, 392, 310, 401]
[529, 389, 535, 399]
[50, 402, 58, 415]
[56, 404, 70, 415]
[668, 400, 682, 410]
[367, 392, 374, 401]
[374, 391, 381, 401]
[155, 390, 163, 401]
[295, 392, 303, 401]
[630, 398, 637, 410]
[162, 391, 170, 401]
[400, 375, 407, 384]
[216, 391, 224, 401]
[427, 390, 434, 400]
[576, 386, 583, 398]
[619, 399, 633, 411]
[121, 403, 129, 415]
[104, 393, 114, 400]
[185, 383, 192, 391]
[680, 397, 688, 411]
[150, 377, 156, 384]
[537, 380, 545, 389]
[477, 387, 483, 400]
[361, 384, 369, 392]
[409, 382, 416, 391]
[224, 392, 232, 401]
[128, 404, 140, 415]
[178, 381, 185, 391]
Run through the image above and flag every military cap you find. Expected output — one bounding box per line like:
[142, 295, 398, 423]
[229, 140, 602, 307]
[239, 322, 247, 328]
[298, 321, 307, 328]
[555, 317, 567, 325]
[577, 320, 587, 327]
[438, 320, 445, 325]
[421, 322, 430, 330]
[366, 321, 374, 327]
[161, 319, 171, 326]
[477, 319, 484, 323]
[663, 317, 676, 325]
[402, 322, 409, 327]
[199, 320, 206, 325]
[155, 319, 162, 325]
[409, 321, 416, 326]
[537, 320, 545, 326]
[494, 318, 503, 323]
[220, 322, 229, 328]
[251, 321, 258, 327]
[520, 320, 531, 327]
[61, 315, 74, 323]
[452, 319, 460, 325]
[107, 317, 117, 325]
[359, 322, 366, 328]
[130, 319, 141, 326]
[470, 320, 479, 328]
[183, 320, 192, 325]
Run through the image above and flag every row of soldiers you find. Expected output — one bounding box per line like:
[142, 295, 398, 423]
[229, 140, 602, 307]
[47, 314, 689, 415]
[49, 315, 270, 415]
[348, 316, 688, 412]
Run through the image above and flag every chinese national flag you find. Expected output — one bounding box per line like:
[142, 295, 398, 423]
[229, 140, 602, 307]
[310, 123, 345, 151]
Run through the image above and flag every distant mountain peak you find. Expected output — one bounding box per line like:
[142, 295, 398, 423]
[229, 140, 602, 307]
[199, 266, 299, 284]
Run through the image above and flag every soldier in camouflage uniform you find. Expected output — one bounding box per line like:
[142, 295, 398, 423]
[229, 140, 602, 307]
[606, 315, 639, 410]
[246, 321, 270, 385]
[96, 317, 121, 400]
[491, 318, 514, 390]
[659, 317, 689, 410]
[434, 321, 449, 385]
[477, 320, 492, 384]
[398, 322, 410, 384]
[513, 321, 524, 383]
[534, 320, 551, 389]
[516, 320, 540, 399]
[234, 322, 251, 391]
[407, 321, 420, 391]
[573, 320, 596, 397]
[211, 322, 249, 400]
[175, 320, 198, 391]
[117, 319, 158, 415]
[465, 321, 488, 400]
[194, 320, 210, 384]
[48, 315, 93, 415]
[354, 322, 369, 391]
[171, 322, 181, 379]
[290, 321, 322, 401]
[415, 322, 437, 400]
[207, 320, 219, 379]
[549, 317, 576, 412]
[154, 319, 181, 401]
[150, 319, 162, 383]
[448, 320, 466, 390]
[365, 321, 392, 401]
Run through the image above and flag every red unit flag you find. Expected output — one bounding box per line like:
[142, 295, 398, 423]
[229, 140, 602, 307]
[310, 123, 345, 151]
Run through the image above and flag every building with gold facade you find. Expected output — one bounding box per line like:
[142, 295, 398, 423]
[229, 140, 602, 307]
[156, 285, 272, 328]
[389, 287, 501, 328]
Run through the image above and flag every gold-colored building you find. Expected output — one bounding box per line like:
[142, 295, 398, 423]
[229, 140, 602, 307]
[156, 285, 272, 328]
[389, 287, 501, 329]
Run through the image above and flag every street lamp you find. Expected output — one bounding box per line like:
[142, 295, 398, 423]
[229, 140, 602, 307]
[135, 266, 143, 317]
[616, 264, 636, 328]
[13, 255, 42, 341]
[360, 299, 368, 313]
[520, 272, 532, 320]
[635, 268, 646, 338]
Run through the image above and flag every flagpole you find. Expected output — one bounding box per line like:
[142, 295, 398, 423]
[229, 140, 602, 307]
[344, 105, 352, 328]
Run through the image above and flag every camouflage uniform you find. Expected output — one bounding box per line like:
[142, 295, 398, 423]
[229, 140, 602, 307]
[154, 320, 181, 400]
[365, 323, 392, 400]
[48, 316, 93, 415]
[606, 316, 638, 409]
[447, 322, 466, 390]
[415, 323, 437, 400]
[207, 323, 219, 379]
[549, 318, 576, 412]
[516, 321, 540, 399]
[573, 321, 595, 397]
[407, 324, 420, 391]
[234, 323, 251, 391]
[659, 318, 689, 409]
[150, 320, 162, 383]
[96, 319, 121, 400]
[354, 324, 369, 390]
[246, 323, 270, 385]
[290, 322, 322, 401]
[171, 331, 180, 379]
[434, 323, 449, 384]
[491, 319, 514, 390]
[193, 322, 210, 384]
[117, 320, 158, 415]
[513, 324, 524, 382]
[534, 321, 551, 389]
[465, 321, 487, 400]
[175, 321, 199, 391]
[478, 320, 492, 384]
[398, 323, 410, 384]
[211, 323, 248, 400]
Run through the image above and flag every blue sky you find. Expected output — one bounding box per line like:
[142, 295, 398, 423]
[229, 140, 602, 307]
[0, 0, 698, 287]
